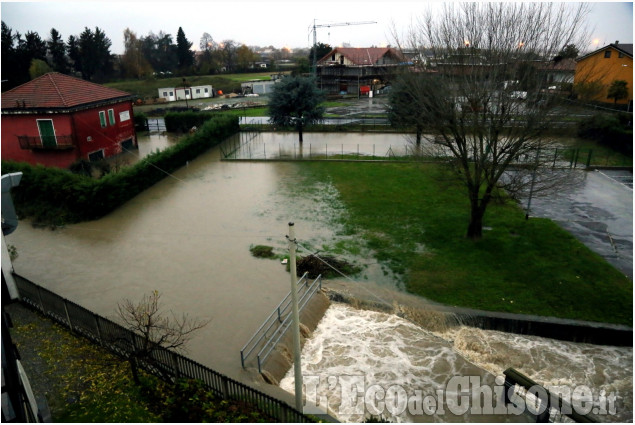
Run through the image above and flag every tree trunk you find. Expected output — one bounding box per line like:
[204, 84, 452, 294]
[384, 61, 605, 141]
[467, 193, 489, 240]
[298, 123, 303, 143]
[129, 357, 140, 385]
[467, 206, 484, 240]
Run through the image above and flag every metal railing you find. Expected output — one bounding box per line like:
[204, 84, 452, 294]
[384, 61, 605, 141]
[17, 135, 76, 150]
[241, 272, 322, 373]
[12, 273, 312, 423]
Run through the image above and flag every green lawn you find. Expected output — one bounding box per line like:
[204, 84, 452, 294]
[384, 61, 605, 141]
[106, 72, 284, 98]
[299, 162, 632, 325]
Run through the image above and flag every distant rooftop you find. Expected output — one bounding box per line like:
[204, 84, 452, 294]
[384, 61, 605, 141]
[2, 72, 131, 110]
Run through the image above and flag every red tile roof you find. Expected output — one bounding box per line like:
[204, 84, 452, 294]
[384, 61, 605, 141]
[2, 72, 131, 110]
[537, 58, 577, 71]
[319, 47, 405, 65]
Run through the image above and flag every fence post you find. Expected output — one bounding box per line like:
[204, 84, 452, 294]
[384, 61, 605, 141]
[94, 315, 103, 345]
[35, 286, 45, 313]
[573, 148, 580, 168]
[221, 375, 229, 399]
[172, 352, 181, 379]
[63, 299, 73, 332]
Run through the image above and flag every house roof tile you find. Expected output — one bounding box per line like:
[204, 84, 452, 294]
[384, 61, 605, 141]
[1, 72, 131, 110]
[318, 47, 404, 65]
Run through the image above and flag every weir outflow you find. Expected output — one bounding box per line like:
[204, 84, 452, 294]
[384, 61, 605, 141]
[240, 272, 323, 373]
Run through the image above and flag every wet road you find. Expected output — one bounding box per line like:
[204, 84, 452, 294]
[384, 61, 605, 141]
[527, 169, 633, 279]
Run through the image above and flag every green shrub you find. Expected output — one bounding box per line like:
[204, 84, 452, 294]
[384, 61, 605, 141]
[134, 112, 148, 131]
[577, 113, 633, 156]
[164, 110, 224, 132]
[249, 245, 276, 258]
[139, 376, 273, 422]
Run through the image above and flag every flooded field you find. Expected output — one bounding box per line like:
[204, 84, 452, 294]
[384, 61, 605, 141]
[6, 131, 632, 419]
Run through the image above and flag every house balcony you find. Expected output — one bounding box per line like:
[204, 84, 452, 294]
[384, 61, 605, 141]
[17, 135, 76, 150]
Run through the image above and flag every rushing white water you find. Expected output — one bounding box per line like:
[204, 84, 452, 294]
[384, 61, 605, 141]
[280, 303, 633, 422]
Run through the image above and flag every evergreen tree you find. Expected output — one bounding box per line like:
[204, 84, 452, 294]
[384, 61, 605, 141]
[268, 76, 325, 142]
[76, 27, 112, 81]
[22, 31, 47, 61]
[47, 28, 69, 73]
[176, 27, 194, 71]
[1, 21, 26, 89]
[66, 34, 81, 75]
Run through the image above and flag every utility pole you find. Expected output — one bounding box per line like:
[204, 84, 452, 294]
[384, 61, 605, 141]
[287, 222, 303, 411]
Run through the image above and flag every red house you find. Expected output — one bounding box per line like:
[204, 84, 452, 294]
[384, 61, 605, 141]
[1, 72, 136, 168]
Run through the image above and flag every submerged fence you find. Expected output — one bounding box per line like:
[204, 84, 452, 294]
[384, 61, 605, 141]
[221, 134, 622, 169]
[12, 273, 312, 423]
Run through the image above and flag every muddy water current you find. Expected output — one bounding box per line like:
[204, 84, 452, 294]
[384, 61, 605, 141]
[6, 131, 632, 420]
[280, 303, 632, 422]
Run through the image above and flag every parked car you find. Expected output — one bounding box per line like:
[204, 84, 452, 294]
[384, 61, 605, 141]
[510, 91, 528, 100]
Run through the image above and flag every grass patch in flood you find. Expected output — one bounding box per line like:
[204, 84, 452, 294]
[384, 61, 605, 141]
[298, 162, 632, 325]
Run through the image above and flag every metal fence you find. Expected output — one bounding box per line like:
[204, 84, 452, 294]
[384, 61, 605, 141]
[221, 135, 619, 169]
[241, 272, 322, 373]
[12, 273, 312, 423]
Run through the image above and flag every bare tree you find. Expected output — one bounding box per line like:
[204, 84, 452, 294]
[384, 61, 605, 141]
[391, 3, 590, 239]
[117, 290, 210, 383]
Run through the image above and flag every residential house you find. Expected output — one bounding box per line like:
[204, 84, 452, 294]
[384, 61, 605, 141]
[1, 72, 136, 168]
[537, 58, 576, 87]
[574, 42, 633, 104]
[316, 47, 407, 95]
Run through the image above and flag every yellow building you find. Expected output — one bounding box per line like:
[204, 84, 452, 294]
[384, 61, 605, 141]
[574, 42, 633, 104]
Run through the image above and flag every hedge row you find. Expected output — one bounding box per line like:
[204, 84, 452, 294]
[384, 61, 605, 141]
[577, 112, 633, 157]
[164, 111, 223, 133]
[2, 114, 239, 226]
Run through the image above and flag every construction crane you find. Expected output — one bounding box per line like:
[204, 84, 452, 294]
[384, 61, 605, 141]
[310, 19, 377, 76]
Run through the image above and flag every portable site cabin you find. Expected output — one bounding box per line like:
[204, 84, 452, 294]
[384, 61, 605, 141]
[158, 88, 176, 102]
[190, 85, 213, 99]
[158, 85, 213, 102]
[241, 80, 278, 95]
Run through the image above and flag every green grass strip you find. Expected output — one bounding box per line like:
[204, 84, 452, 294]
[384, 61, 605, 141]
[299, 162, 632, 325]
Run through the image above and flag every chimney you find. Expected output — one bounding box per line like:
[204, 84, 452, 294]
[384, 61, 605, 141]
[615, 40, 619, 45]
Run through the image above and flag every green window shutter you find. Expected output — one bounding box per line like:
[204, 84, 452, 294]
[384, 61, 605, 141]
[99, 111, 107, 127]
[37, 120, 57, 147]
[108, 109, 115, 126]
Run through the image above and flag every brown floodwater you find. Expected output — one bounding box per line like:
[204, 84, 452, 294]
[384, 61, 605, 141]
[6, 131, 632, 420]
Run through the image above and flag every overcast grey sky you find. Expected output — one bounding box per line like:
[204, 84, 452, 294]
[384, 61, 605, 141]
[1, 1, 632, 54]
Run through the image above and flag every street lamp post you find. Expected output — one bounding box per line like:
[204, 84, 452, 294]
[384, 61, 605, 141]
[183, 78, 189, 109]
